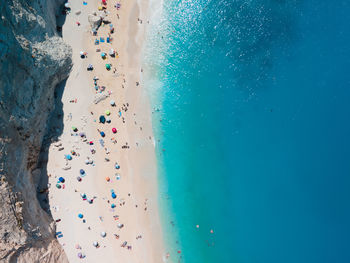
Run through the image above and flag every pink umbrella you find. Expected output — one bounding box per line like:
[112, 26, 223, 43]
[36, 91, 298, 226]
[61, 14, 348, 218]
[112, 128, 117, 133]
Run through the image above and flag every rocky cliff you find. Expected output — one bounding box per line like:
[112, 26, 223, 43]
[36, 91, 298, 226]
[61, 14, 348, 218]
[0, 0, 71, 262]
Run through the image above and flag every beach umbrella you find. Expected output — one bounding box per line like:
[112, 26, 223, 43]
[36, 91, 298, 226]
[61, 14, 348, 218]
[112, 128, 117, 133]
[110, 100, 115, 106]
[80, 169, 85, 175]
[115, 173, 121, 180]
[87, 64, 93, 71]
[78, 213, 83, 219]
[80, 193, 86, 198]
[111, 204, 116, 208]
[117, 223, 124, 229]
[56, 184, 61, 189]
[100, 131, 105, 137]
[109, 49, 115, 56]
[77, 176, 82, 182]
[89, 141, 94, 145]
[111, 192, 117, 199]
[77, 252, 82, 258]
[106, 117, 111, 123]
[105, 64, 111, 70]
[105, 110, 111, 116]
[99, 115, 106, 123]
[85, 159, 90, 164]
[93, 241, 99, 247]
[58, 177, 65, 183]
[79, 132, 86, 137]
[101, 52, 106, 58]
[64, 3, 70, 8]
[115, 162, 120, 169]
[106, 177, 110, 182]
[101, 231, 106, 237]
[65, 154, 72, 160]
[72, 126, 78, 132]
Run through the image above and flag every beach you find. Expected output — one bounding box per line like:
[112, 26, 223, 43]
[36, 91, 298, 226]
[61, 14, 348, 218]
[44, 0, 164, 262]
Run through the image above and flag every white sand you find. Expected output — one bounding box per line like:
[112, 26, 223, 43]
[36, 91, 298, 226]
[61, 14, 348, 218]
[47, 0, 165, 262]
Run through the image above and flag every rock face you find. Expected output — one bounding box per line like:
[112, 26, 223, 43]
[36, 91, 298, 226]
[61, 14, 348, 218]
[0, 0, 71, 262]
[88, 13, 102, 31]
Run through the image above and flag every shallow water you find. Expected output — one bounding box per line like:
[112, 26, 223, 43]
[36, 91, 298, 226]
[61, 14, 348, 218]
[144, 0, 350, 262]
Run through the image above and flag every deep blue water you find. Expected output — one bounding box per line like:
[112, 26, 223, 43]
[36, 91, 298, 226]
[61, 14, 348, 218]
[144, 0, 350, 262]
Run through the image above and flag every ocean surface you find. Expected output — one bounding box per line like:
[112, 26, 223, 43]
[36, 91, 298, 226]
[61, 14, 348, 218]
[143, 0, 350, 262]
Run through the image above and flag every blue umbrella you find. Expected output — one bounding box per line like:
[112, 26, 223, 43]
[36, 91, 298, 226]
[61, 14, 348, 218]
[99, 115, 106, 123]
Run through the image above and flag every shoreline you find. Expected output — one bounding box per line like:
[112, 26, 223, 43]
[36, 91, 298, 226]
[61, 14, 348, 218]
[46, 0, 165, 262]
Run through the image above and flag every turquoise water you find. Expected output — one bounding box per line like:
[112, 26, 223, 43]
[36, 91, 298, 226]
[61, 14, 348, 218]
[144, 0, 350, 262]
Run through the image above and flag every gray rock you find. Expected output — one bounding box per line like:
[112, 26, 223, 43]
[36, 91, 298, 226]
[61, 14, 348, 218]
[88, 13, 102, 31]
[0, 0, 70, 262]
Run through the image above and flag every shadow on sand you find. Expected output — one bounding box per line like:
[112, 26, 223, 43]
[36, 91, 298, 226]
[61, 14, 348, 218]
[56, 2, 69, 37]
[36, 78, 67, 217]
[34, 1, 71, 217]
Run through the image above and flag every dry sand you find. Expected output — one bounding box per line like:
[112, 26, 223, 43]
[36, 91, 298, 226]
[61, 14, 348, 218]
[46, 0, 165, 262]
